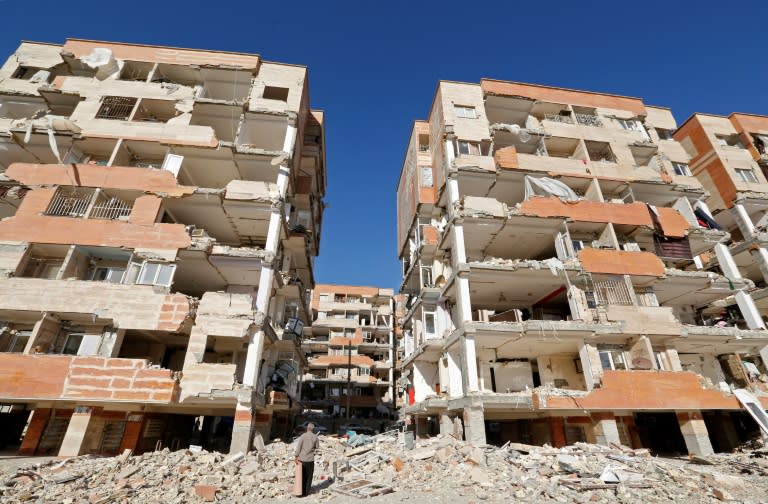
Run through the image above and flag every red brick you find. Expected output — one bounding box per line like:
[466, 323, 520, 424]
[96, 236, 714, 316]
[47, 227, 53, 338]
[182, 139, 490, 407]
[67, 377, 112, 388]
[71, 357, 106, 368]
[64, 388, 112, 399]
[111, 378, 132, 389]
[136, 369, 173, 379]
[70, 367, 136, 378]
[194, 484, 216, 502]
[106, 358, 140, 369]
[150, 390, 174, 402]
[132, 380, 174, 390]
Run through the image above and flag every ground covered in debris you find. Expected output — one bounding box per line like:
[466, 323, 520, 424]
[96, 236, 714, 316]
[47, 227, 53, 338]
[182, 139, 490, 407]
[1, 433, 768, 503]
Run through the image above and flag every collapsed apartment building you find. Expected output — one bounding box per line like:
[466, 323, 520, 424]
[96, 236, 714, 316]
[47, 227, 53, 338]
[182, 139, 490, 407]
[0, 39, 325, 455]
[300, 285, 397, 426]
[396, 79, 768, 455]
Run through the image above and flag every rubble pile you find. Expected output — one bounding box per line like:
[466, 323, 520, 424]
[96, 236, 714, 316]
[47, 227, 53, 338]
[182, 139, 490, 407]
[1, 434, 768, 503]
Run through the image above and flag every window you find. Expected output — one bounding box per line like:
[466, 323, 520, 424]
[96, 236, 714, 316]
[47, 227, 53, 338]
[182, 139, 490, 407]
[716, 134, 745, 149]
[6, 330, 31, 353]
[454, 105, 477, 119]
[346, 313, 357, 320]
[736, 168, 759, 183]
[420, 265, 433, 287]
[457, 140, 480, 156]
[359, 367, 371, 376]
[91, 267, 126, 283]
[599, 350, 627, 370]
[418, 134, 430, 152]
[12, 66, 50, 82]
[263, 86, 290, 102]
[319, 294, 330, 302]
[423, 310, 436, 336]
[655, 128, 673, 140]
[127, 261, 176, 287]
[571, 240, 585, 252]
[585, 141, 616, 162]
[317, 311, 327, 320]
[95, 96, 137, 120]
[617, 119, 641, 131]
[420, 166, 433, 188]
[671, 162, 692, 176]
[61, 333, 84, 355]
[334, 294, 345, 302]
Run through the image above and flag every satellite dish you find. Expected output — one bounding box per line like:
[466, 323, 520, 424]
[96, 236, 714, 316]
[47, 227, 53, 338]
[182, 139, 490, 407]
[519, 130, 531, 143]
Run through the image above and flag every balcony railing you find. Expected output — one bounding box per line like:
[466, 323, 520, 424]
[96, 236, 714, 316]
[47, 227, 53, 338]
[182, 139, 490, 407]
[575, 113, 602, 127]
[593, 279, 633, 306]
[45, 188, 134, 221]
[544, 113, 573, 124]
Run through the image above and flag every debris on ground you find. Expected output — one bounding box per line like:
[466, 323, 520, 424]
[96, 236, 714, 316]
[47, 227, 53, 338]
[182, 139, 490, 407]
[1, 433, 767, 503]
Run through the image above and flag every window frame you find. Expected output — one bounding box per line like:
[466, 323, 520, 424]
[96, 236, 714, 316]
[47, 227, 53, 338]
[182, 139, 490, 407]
[736, 168, 759, 183]
[671, 162, 692, 176]
[454, 105, 477, 119]
[457, 140, 481, 156]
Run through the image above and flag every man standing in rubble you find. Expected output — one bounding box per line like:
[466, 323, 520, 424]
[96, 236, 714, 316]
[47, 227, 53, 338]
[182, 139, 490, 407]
[294, 423, 319, 497]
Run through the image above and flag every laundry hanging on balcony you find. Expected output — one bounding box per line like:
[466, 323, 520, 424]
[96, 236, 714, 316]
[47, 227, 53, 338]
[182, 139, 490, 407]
[524, 176, 580, 202]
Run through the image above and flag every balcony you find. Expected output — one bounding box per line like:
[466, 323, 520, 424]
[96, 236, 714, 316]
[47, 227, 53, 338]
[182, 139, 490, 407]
[45, 188, 133, 221]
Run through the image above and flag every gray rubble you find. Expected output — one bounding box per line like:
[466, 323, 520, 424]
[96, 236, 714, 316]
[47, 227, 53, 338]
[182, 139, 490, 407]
[0, 434, 767, 503]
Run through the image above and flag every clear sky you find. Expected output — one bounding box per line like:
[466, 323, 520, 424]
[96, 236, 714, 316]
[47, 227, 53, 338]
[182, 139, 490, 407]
[1, 1, 767, 290]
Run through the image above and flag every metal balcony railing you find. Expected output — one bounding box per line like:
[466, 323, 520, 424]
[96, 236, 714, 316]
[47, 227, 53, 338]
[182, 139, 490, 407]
[575, 113, 602, 127]
[45, 188, 94, 218]
[593, 279, 633, 306]
[90, 194, 132, 220]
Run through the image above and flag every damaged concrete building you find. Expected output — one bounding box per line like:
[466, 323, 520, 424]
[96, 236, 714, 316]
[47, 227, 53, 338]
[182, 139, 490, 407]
[300, 285, 397, 422]
[0, 40, 325, 455]
[674, 113, 768, 324]
[397, 79, 768, 454]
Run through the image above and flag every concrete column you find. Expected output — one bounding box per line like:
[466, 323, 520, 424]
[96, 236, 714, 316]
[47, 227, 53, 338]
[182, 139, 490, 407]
[460, 332, 480, 393]
[714, 243, 743, 281]
[665, 347, 683, 372]
[750, 247, 768, 284]
[592, 413, 621, 446]
[735, 290, 766, 330]
[677, 411, 714, 456]
[243, 330, 266, 387]
[59, 407, 100, 457]
[578, 342, 602, 390]
[118, 413, 144, 454]
[462, 405, 486, 446]
[18, 408, 51, 455]
[439, 413, 453, 436]
[229, 403, 254, 454]
[732, 204, 755, 238]
[549, 417, 566, 448]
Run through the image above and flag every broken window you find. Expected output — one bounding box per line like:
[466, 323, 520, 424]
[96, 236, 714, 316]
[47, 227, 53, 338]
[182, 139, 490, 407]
[716, 134, 744, 148]
[262, 86, 289, 102]
[656, 128, 673, 140]
[132, 99, 178, 123]
[119, 61, 153, 82]
[617, 118, 642, 132]
[457, 140, 481, 156]
[585, 141, 616, 163]
[12, 66, 51, 83]
[543, 110, 574, 124]
[418, 134, 430, 152]
[95, 96, 137, 120]
[672, 162, 692, 176]
[454, 105, 477, 119]
[736, 168, 759, 183]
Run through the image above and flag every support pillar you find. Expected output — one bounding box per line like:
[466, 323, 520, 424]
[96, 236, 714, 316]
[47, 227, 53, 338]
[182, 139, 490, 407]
[714, 243, 742, 281]
[732, 204, 755, 238]
[439, 412, 453, 436]
[591, 413, 621, 446]
[462, 405, 486, 446]
[750, 247, 768, 285]
[677, 411, 714, 456]
[18, 408, 51, 455]
[549, 417, 566, 448]
[118, 413, 144, 454]
[735, 290, 766, 330]
[59, 406, 100, 457]
[229, 403, 255, 454]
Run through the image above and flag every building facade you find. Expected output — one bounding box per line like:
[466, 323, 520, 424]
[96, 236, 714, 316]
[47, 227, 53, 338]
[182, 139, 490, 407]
[0, 39, 325, 455]
[301, 284, 396, 425]
[397, 79, 768, 453]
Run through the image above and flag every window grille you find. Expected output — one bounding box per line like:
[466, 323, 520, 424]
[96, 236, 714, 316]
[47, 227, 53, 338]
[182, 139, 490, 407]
[45, 187, 94, 217]
[95, 96, 137, 120]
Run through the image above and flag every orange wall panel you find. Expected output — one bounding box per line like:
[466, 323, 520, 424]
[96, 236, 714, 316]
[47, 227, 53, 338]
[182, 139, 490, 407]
[578, 248, 665, 277]
[538, 370, 766, 410]
[481, 80, 646, 116]
[520, 197, 654, 227]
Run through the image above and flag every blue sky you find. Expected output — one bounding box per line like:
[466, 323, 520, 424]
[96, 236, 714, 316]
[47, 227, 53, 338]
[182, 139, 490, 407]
[1, 1, 767, 290]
